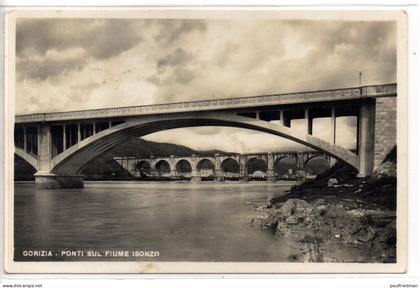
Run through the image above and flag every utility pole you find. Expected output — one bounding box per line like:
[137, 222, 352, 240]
[359, 72, 363, 86]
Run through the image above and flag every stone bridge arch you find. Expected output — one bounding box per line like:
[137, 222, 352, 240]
[154, 159, 171, 176]
[196, 158, 216, 179]
[274, 154, 299, 177]
[174, 158, 193, 178]
[195, 158, 215, 170]
[246, 156, 268, 180]
[303, 154, 332, 175]
[135, 160, 153, 177]
[219, 157, 240, 172]
[218, 157, 240, 181]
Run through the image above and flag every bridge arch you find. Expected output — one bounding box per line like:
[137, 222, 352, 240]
[274, 155, 298, 176]
[196, 158, 215, 179]
[196, 158, 215, 170]
[135, 160, 152, 177]
[246, 157, 268, 179]
[220, 157, 240, 173]
[154, 160, 171, 175]
[49, 114, 359, 175]
[175, 159, 192, 177]
[303, 155, 331, 175]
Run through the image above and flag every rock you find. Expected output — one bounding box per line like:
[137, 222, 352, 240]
[372, 161, 396, 179]
[322, 256, 336, 262]
[327, 178, 338, 187]
[311, 198, 326, 207]
[276, 199, 312, 220]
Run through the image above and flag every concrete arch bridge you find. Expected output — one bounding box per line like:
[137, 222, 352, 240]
[13, 83, 397, 188]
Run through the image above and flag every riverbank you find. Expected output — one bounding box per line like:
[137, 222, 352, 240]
[252, 147, 397, 263]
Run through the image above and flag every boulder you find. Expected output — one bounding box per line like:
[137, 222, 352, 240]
[372, 161, 396, 179]
[327, 178, 338, 187]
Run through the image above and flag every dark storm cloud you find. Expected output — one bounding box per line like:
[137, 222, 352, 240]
[16, 19, 144, 79]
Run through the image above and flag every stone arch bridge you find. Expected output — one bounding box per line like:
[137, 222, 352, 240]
[114, 151, 333, 182]
[13, 83, 397, 188]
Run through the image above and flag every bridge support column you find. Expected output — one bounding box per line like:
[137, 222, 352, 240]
[239, 155, 248, 182]
[305, 108, 313, 135]
[239, 168, 248, 182]
[267, 169, 276, 182]
[267, 153, 276, 182]
[215, 169, 224, 182]
[213, 155, 224, 182]
[34, 123, 85, 189]
[169, 169, 178, 180]
[191, 169, 201, 182]
[330, 107, 336, 144]
[295, 153, 307, 179]
[358, 100, 375, 177]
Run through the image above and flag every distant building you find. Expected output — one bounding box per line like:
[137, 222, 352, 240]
[251, 171, 266, 178]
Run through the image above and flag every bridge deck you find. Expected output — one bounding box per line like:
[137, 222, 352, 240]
[15, 83, 396, 123]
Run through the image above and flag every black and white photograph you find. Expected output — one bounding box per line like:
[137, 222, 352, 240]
[4, 9, 408, 273]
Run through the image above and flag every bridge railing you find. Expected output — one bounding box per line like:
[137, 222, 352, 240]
[15, 83, 397, 123]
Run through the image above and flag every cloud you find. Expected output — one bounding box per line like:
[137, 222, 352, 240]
[15, 18, 396, 153]
[157, 48, 193, 71]
[16, 19, 144, 80]
[173, 68, 195, 84]
[144, 127, 309, 154]
[17, 48, 87, 80]
[154, 19, 206, 45]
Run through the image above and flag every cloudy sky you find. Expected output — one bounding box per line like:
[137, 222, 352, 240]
[15, 18, 396, 153]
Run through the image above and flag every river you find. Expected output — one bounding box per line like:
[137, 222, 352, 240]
[14, 181, 300, 262]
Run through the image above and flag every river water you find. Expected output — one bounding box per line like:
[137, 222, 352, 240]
[14, 181, 301, 262]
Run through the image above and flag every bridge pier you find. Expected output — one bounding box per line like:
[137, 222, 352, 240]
[169, 169, 178, 180]
[215, 169, 225, 182]
[35, 173, 84, 189]
[266, 153, 276, 182]
[267, 169, 276, 182]
[358, 100, 375, 177]
[191, 169, 201, 182]
[239, 168, 249, 182]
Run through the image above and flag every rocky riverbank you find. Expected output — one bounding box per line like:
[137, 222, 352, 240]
[252, 147, 397, 263]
